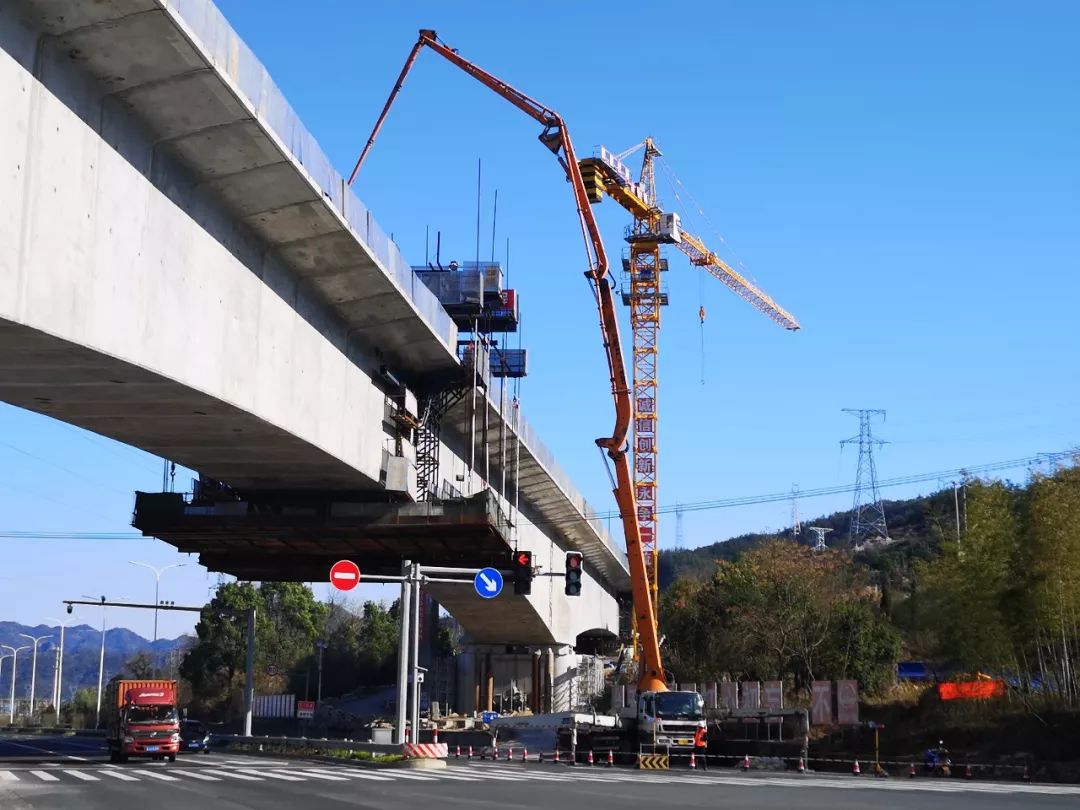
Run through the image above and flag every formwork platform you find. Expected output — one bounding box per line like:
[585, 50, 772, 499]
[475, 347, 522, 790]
[132, 489, 513, 581]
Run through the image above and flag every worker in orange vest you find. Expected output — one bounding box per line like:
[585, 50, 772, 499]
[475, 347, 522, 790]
[694, 726, 708, 770]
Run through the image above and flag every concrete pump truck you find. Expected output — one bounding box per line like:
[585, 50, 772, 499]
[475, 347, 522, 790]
[350, 29, 707, 760]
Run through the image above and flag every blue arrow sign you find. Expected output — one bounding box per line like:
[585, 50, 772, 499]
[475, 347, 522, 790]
[474, 567, 504, 599]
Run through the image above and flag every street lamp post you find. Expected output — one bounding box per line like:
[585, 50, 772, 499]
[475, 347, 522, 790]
[45, 616, 73, 725]
[315, 639, 327, 705]
[0, 654, 10, 719]
[129, 565, 189, 673]
[18, 634, 52, 720]
[1, 645, 30, 724]
[82, 595, 108, 728]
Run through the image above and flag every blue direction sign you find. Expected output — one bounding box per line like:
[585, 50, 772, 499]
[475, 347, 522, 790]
[481, 711, 499, 724]
[474, 567, 504, 599]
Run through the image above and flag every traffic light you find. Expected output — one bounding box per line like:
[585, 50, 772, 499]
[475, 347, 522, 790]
[565, 551, 583, 596]
[512, 550, 533, 595]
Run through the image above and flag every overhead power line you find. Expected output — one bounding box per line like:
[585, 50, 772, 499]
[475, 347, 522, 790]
[0, 450, 1072, 543]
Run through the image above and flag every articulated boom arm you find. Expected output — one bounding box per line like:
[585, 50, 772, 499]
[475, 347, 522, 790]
[349, 31, 668, 691]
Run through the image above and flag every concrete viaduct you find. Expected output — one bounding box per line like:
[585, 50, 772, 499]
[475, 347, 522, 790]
[2, 0, 628, 713]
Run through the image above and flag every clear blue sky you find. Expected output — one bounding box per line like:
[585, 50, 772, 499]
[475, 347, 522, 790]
[3, 1, 1077, 637]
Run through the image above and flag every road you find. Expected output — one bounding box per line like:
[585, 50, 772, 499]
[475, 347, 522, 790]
[1, 734, 1077, 809]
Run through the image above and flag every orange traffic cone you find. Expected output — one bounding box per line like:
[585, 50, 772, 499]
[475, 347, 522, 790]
[468, 745, 473, 760]
[797, 758, 806, 773]
[852, 760, 861, 776]
[455, 745, 460, 758]
[689, 752, 697, 769]
[433, 727, 439, 744]
[587, 750, 594, 766]
[607, 749, 614, 767]
[909, 762, 916, 778]
[554, 748, 560, 764]
[965, 764, 973, 780]
[742, 754, 751, 771]
[506, 747, 513, 762]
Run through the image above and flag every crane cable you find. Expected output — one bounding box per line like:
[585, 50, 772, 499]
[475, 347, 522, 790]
[658, 158, 762, 290]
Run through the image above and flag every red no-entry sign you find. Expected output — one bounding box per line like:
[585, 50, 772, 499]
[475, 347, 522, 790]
[329, 559, 361, 591]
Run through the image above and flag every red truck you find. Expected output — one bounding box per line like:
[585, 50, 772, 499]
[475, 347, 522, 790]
[105, 679, 181, 763]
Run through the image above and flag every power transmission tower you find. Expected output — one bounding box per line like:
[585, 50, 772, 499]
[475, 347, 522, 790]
[790, 484, 801, 538]
[841, 409, 889, 545]
[674, 506, 685, 549]
[807, 526, 832, 552]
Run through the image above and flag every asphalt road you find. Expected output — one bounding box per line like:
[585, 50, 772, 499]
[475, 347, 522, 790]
[1, 734, 1078, 809]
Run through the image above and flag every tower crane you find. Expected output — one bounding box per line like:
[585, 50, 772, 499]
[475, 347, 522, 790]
[578, 140, 800, 621]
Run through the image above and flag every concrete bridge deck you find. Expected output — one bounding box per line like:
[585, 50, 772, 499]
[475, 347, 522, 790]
[3, 0, 629, 650]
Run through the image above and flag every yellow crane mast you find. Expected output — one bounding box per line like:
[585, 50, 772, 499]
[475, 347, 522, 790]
[579, 140, 800, 622]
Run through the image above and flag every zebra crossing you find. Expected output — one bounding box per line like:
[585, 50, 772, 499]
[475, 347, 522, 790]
[1, 758, 1079, 797]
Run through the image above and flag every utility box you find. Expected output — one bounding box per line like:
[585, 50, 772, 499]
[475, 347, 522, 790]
[381, 452, 417, 499]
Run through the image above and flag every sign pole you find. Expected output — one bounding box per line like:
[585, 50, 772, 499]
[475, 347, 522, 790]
[410, 562, 422, 741]
[395, 560, 412, 745]
[243, 607, 255, 737]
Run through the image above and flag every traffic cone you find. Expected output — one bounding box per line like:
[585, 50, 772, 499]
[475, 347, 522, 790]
[1023, 765, 1031, 782]
[433, 727, 439, 744]
[607, 749, 614, 767]
[468, 745, 473, 760]
[554, 748, 561, 764]
[965, 764, 973, 780]
[455, 745, 460, 759]
[852, 760, 861, 776]
[742, 754, 751, 771]
[587, 750, 594, 766]
[539, 751, 545, 764]
[797, 758, 806, 773]
[506, 747, 513, 762]
[522, 747, 528, 762]
[689, 751, 697, 769]
[908, 762, 916, 778]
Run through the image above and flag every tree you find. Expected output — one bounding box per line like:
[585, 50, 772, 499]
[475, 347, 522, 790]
[661, 539, 901, 695]
[123, 651, 155, 679]
[180, 582, 328, 718]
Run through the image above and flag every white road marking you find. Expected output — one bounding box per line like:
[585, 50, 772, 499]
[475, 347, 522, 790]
[62, 770, 99, 781]
[302, 768, 393, 781]
[29, 770, 59, 782]
[172, 769, 222, 781]
[0, 771, 18, 782]
[275, 769, 350, 781]
[212, 770, 265, 781]
[128, 769, 180, 782]
[97, 769, 139, 781]
[234, 768, 305, 782]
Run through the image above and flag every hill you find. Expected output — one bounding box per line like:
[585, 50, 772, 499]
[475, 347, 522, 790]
[0, 621, 191, 700]
[658, 487, 960, 589]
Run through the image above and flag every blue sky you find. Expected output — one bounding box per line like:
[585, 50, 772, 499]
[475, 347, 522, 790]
[3, 1, 1077, 637]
